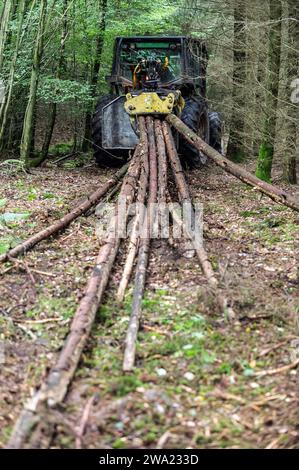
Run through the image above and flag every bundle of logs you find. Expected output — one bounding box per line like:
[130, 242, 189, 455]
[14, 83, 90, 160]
[3, 114, 299, 449]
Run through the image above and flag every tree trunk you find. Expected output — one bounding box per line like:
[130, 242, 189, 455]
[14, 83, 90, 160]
[20, 0, 47, 165]
[243, 0, 263, 157]
[0, 0, 16, 72]
[274, 0, 290, 176]
[255, 0, 283, 182]
[0, 0, 26, 149]
[227, 0, 246, 161]
[283, 0, 298, 183]
[82, 0, 107, 152]
[41, 0, 68, 161]
[41, 103, 56, 159]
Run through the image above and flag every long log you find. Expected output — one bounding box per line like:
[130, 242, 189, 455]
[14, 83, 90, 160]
[166, 113, 299, 213]
[123, 116, 158, 372]
[168, 202, 217, 286]
[117, 118, 149, 303]
[162, 122, 233, 316]
[0, 163, 129, 264]
[7, 145, 142, 449]
[168, 200, 234, 317]
[87, 180, 123, 217]
[155, 119, 168, 204]
[155, 119, 169, 240]
[162, 125, 216, 285]
[162, 120, 193, 253]
[162, 121, 190, 202]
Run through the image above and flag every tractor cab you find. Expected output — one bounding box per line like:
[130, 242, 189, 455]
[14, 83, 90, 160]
[119, 39, 182, 89]
[92, 36, 218, 167]
[108, 36, 208, 96]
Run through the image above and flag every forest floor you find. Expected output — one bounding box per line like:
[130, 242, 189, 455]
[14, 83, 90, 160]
[0, 155, 298, 449]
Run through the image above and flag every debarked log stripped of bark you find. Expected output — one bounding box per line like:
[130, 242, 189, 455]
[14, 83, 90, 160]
[166, 113, 299, 213]
[0, 163, 129, 264]
[123, 116, 158, 372]
[7, 143, 142, 449]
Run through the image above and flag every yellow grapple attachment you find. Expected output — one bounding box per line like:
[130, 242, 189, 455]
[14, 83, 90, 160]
[124, 91, 185, 116]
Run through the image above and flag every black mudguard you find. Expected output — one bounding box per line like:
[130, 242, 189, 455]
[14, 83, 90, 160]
[102, 96, 139, 150]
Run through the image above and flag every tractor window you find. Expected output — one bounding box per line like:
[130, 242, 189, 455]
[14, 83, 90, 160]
[119, 42, 182, 85]
[188, 52, 200, 78]
[186, 41, 207, 80]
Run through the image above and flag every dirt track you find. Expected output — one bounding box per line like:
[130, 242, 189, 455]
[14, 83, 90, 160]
[0, 159, 298, 449]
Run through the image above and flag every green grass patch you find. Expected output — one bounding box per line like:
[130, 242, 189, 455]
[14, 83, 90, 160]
[26, 295, 76, 320]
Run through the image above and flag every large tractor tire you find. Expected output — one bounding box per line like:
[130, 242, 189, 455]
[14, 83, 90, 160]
[179, 96, 210, 168]
[92, 94, 129, 167]
[208, 111, 223, 154]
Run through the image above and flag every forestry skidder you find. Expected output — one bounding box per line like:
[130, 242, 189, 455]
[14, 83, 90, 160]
[92, 36, 222, 167]
[5, 39, 299, 452]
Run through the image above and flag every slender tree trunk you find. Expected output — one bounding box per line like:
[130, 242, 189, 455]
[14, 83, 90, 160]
[0, 0, 26, 149]
[256, 0, 283, 182]
[283, 0, 298, 183]
[243, 0, 262, 156]
[71, 0, 77, 151]
[20, 0, 47, 165]
[41, 0, 68, 160]
[82, 0, 107, 152]
[41, 103, 56, 158]
[2, 1, 38, 152]
[0, 0, 16, 72]
[274, 0, 289, 174]
[227, 0, 246, 161]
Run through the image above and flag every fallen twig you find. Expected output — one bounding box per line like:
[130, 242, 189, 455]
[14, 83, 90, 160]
[253, 358, 299, 377]
[75, 395, 96, 449]
[257, 336, 298, 358]
[14, 317, 63, 324]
